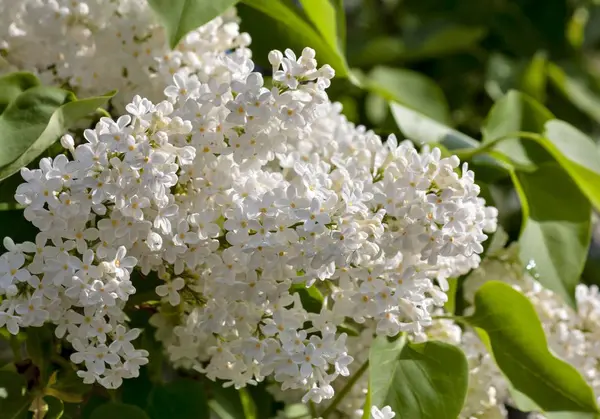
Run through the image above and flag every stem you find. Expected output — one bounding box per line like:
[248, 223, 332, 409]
[455, 131, 543, 160]
[309, 401, 318, 418]
[321, 359, 370, 418]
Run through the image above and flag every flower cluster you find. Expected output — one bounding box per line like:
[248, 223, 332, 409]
[0, 45, 496, 402]
[0, 0, 250, 109]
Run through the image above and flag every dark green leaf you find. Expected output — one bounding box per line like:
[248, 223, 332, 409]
[121, 367, 153, 410]
[90, 402, 150, 419]
[206, 380, 245, 419]
[511, 163, 591, 306]
[368, 336, 468, 419]
[147, 378, 209, 419]
[0, 86, 114, 182]
[25, 326, 54, 385]
[147, 0, 240, 48]
[45, 367, 92, 404]
[481, 90, 553, 167]
[368, 67, 450, 123]
[43, 396, 64, 419]
[0, 370, 32, 419]
[238, 0, 348, 77]
[467, 281, 599, 413]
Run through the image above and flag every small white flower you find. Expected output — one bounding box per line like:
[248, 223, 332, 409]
[156, 277, 185, 306]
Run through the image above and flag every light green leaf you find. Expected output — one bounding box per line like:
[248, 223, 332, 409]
[299, 0, 339, 53]
[147, 379, 209, 419]
[238, 0, 348, 77]
[481, 90, 553, 167]
[90, 402, 150, 419]
[511, 163, 591, 306]
[147, 0, 240, 48]
[329, 0, 346, 50]
[467, 281, 599, 413]
[368, 67, 450, 123]
[0, 371, 32, 419]
[367, 336, 468, 419]
[0, 84, 114, 182]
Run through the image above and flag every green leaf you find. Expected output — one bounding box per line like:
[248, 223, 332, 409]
[402, 23, 487, 61]
[0, 371, 32, 419]
[90, 402, 150, 419]
[481, 90, 553, 167]
[467, 281, 599, 413]
[0, 86, 114, 182]
[239, 388, 257, 419]
[299, 0, 339, 53]
[147, 378, 209, 419]
[542, 120, 600, 212]
[389, 102, 477, 149]
[290, 283, 324, 313]
[367, 336, 468, 419]
[511, 163, 592, 306]
[43, 396, 64, 419]
[147, 0, 240, 48]
[547, 62, 600, 124]
[238, 0, 348, 77]
[45, 367, 92, 404]
[520, 51, 548, 103]
[329, 0, 346, 50]
[0, 85, 73, 169]
[349, 25, 485, 68]
[367, 67, 450, 123]
[0, 72, 40, 114]
[207, 381, 245, 419]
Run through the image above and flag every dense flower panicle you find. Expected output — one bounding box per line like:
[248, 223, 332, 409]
[0, 0, 250, 109]
[0, 44, 496, 401]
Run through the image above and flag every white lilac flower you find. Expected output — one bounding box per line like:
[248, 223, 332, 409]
[0, 43, 495, 401]
[0, 0, 251, 111]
